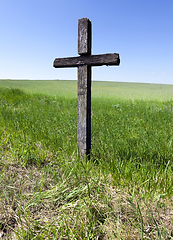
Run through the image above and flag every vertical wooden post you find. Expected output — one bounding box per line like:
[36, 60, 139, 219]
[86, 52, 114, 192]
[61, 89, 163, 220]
[77, 18, 92, 157]
[77, 65, 91, 156]
[78, 18, 91, 55]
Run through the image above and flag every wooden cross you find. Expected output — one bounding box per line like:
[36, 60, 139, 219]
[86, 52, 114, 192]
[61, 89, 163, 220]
[53, 18, 120, 157]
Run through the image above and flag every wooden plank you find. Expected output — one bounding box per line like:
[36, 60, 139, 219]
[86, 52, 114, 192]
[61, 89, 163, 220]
[77, 65, 91, 156]
[54, 53, 120, 68]
[78, 18, 91, 55]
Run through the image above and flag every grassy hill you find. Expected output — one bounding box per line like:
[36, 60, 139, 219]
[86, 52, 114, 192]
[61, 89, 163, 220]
[1, 79, 173, 100]
[0, 80, 172, 239]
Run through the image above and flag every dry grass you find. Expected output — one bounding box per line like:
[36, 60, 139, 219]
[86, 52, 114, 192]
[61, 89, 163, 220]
[0, 162, 173, 239]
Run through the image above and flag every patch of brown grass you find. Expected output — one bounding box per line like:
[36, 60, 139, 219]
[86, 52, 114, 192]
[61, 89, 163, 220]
[0, 162, 172, 239]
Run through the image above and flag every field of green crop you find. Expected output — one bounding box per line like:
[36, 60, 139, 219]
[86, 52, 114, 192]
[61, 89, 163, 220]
[0, 80, 173, 239]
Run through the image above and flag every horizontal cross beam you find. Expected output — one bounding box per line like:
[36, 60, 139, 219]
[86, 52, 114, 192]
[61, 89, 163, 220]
[54, 53, 120, 68]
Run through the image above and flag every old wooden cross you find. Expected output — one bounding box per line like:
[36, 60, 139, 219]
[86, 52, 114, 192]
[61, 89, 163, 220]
[53, 18, 120, 157]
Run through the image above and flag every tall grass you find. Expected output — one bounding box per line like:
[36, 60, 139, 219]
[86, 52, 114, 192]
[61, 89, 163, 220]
[0, 84, 173, 239]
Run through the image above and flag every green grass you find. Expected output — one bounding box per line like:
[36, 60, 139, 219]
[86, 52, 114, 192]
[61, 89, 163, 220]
[0, 80, 173, 239]
[1, 79, 173, 101]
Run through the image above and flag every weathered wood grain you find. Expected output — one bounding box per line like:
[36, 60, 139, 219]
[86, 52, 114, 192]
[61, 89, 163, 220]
[77, 65, 91, 156]
[54, 53, 120, 68]
[78, 18, 91, 55]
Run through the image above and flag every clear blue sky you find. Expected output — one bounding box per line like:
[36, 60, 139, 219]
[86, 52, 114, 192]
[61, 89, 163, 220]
[0, 0, 173, 84]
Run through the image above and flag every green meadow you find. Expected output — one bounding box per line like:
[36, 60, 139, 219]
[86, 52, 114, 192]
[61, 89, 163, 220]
[0, 79, 173, 239]
[1, 79, 173, 101]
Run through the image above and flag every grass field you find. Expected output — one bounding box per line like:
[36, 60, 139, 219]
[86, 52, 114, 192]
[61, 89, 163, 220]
[1, 79, 173, 101]
[0, 80, 173, 239]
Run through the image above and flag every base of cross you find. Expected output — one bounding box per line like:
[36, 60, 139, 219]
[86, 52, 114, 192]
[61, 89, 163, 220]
[53, 18, 120, 158]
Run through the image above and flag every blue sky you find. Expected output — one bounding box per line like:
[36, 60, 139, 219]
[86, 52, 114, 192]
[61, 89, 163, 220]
[0, 0, 173, 84]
